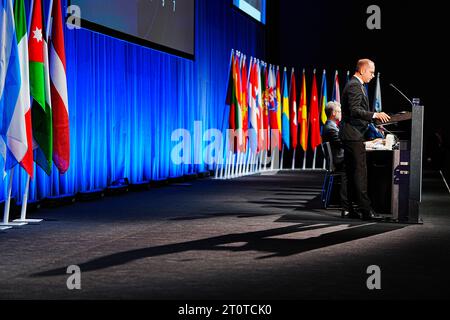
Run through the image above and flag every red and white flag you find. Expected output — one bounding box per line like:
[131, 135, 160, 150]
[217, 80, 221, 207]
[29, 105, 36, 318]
[49, 0, 70, 173]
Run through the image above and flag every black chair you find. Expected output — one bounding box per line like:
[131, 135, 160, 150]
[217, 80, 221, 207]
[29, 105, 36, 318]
[320, 142, 341, 208]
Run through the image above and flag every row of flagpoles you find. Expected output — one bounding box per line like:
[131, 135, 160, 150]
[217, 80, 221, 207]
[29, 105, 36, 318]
[215, 49, 382, 179]
[0, 0, 70, 229]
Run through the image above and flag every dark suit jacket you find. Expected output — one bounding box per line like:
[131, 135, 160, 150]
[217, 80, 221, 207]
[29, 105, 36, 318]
[339, 76, 375, 141]
[322, 120, 344, 166]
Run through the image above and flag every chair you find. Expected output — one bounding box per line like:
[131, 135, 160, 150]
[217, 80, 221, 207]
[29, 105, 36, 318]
[320, 142, 341, 208]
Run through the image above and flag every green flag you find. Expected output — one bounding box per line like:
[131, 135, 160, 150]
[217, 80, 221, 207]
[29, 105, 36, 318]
[29, 0, 53, 175]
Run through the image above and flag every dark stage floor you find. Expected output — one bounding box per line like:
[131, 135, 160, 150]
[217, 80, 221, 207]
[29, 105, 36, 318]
[1, 170, 449, 300]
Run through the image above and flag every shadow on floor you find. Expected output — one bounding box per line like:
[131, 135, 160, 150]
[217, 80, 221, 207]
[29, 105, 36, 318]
[32, 221, 407, 278]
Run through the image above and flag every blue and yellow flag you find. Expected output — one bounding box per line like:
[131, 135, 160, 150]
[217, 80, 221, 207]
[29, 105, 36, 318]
[320, 70, 328, 124]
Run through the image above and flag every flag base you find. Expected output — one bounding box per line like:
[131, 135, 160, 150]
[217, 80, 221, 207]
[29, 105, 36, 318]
[0, 221, 27, 227]
[13, 218, 43, 224]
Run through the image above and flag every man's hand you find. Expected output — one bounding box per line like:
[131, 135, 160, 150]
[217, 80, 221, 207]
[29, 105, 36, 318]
[374, 112, 391, 123]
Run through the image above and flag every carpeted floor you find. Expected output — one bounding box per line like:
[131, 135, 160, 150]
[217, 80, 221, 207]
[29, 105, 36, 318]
[1, 170, 449, 300]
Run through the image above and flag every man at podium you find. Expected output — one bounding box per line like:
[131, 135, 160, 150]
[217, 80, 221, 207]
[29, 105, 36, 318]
[340, 59, 391, 220]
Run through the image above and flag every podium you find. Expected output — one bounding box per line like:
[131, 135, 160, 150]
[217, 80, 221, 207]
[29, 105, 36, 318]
[368, 104, 424, 223]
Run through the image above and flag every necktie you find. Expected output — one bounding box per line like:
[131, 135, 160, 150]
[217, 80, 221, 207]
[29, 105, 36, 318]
[362, 85, 368, 97]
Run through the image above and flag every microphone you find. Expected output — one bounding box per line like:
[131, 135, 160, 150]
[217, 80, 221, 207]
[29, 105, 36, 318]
[379, 125, 396, 137]
[389, 83, 413, 107]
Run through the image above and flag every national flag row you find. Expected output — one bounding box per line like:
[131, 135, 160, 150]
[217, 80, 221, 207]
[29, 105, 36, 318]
[0, 0, 70, 178]
[226, 51, 382, 154]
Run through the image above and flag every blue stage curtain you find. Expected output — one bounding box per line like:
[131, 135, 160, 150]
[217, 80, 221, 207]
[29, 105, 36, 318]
[0, 0, 265, 202]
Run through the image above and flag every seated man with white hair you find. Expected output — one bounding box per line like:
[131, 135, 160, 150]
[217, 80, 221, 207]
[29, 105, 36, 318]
[322, 101, 356, 218]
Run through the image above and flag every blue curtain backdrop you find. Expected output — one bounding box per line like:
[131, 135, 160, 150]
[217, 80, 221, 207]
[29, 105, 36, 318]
[1, 0, 265, 202]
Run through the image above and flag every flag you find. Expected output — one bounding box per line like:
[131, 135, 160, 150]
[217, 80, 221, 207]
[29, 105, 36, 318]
[276, 66, 282, 146]
[15, 0, 33, 177]
[235, 55, 243, 150]
[289, 68, 298, 150]
[49, 0, 70, 174]
[256, 61, 263, 151]
[298, 69, 308, 152]
[225, 51, 234, 106]
[262, 63, 270, 151]
[320, 69, 328, 124]
[29, 0, 53, 175]
[373, 72, 382, 112]
[228, 54, 243, 152]
[331, 70, 340, 103]
[309, 70, 321, 150]
[240, 55, 248, 152]
[248, 58, 259, 152]
[281, 67, 290, 149]
[0, 0, 29, 174]
[268, 65, 280, 150]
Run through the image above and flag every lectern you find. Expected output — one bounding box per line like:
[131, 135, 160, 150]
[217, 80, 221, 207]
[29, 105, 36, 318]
[371, 103, 424, 223]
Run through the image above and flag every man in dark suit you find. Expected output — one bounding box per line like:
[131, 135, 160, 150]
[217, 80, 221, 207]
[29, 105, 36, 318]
[322, 101, 354, 218]
[340, 59, 390, 220]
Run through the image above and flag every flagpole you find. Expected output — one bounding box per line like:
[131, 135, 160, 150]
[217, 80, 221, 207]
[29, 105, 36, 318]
[302, 150, 307, 169]
[241, 150, 246, 176]
[226, 151, 231, 179]
[258, 149, 263, 172]
[220, 133, 229, 179]
[280, 144, 285, 170]
[27, 0, 35, 35]
[242, 149, 248, 175]
[236, 152, 241, 177]
[1, 167, 27, 227]
[292, 148, 296, 170]
[270, 147, 276, 171]
[238, 151, 243, 176]
[225, 151, 229, 179]
[14, 175, 42, 224]
[46, 0, 54, 42]
[263, 150, 268, 171]
[245, 149, 251, 175]
[219, 147, 225, 179]
[253, 152, 257, 174]
[224, 151, 230, 179]
[228, 151, 234, 179]
[215, 153, 221, 179]
[234, 152, 239, 178]
[248, 150, 253, 174]
[312, 147, 317, 170]
[258, 151, 262, 173]
[2, 167, 14, 225]
[237, 152, 242, 177]
[232, 152, 236, 178]
[245, 151, 250, 175]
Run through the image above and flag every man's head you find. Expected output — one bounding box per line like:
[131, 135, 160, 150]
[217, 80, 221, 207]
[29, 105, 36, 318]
[355, 59, 375, 83]
[325, 101, 342, 122]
